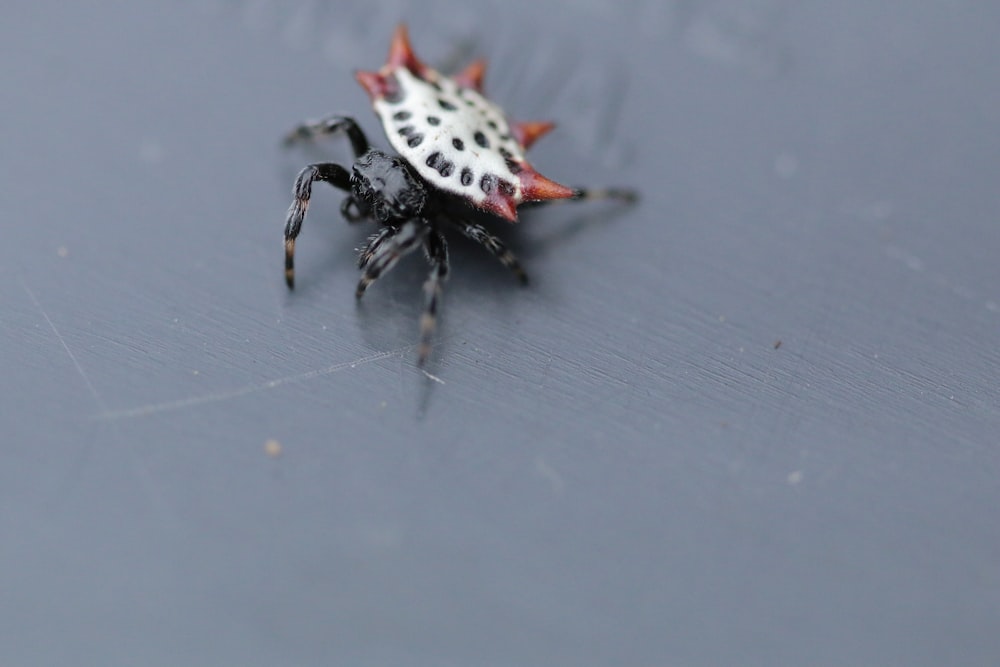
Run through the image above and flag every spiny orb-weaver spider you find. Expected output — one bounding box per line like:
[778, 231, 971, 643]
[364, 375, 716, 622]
[283, 24, 636, 365]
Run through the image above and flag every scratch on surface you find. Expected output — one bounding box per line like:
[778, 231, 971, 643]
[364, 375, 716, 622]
[421, 369, 446, 385]
[22, 280, 171, 515]
[22, 281, 107, 412]
[94, 346, 408, 421]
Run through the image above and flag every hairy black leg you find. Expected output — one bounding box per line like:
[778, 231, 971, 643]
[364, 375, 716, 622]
[418, 231, 450, 366]
[519, 187, 639, 209]
[355, 219, 427, 298]
[358, 226, 395, 269]
[283, 115, 370, 158]
[284, 162, 353, 289]
[448, 218, 528, 285]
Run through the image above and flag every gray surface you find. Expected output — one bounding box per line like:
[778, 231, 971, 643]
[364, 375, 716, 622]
[2, 2, 999, 665]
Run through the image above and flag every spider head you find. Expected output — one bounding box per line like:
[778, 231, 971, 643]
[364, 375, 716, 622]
[351, 151, 427, 224]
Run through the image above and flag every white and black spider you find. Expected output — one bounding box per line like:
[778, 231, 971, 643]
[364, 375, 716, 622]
[283, 25, 636, 365]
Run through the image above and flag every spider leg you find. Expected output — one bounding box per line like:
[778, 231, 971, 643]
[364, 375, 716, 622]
[355, 219, 428, 298]
[358, 226, 395, 269]
[447, 218, 528, 285]
[282, 115, 370, 159]
[284, 163, 353, 289]
[520, 187, 638, 209]
[417, 230, 450, 366]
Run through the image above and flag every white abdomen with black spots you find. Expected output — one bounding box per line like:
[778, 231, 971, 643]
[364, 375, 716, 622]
[373, 68, 526, 207]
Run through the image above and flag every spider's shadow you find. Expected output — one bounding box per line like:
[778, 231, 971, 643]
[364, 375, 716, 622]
[349, 198, 638, 363]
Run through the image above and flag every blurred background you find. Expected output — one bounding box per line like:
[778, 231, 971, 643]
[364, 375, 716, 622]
[2, 1, 998, 665]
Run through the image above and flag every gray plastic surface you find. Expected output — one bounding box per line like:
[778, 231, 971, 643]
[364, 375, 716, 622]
[2, 2, 998, 665]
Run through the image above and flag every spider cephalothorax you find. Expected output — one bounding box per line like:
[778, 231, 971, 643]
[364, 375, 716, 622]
[283, 24, 636, 365]
[351, 151, 427, 223]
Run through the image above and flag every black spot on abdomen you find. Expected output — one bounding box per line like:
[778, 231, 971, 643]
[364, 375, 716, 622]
[398, 125, 423, 147]
[426, 151, 455, 178]
[473, 131, 490, 149]
[460, 167, 474, 186]
[480, 173, 515, 196]
[480, 173, 497, 194]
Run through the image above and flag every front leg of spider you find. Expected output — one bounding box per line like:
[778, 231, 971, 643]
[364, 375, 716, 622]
[354, 219, 429, 298]
[284, 162, 353, 289]
[358, 227, 396, 269]
[418, 230, 450, 366]
[284, 115, 374, 227]
[283, 114, 371, 158]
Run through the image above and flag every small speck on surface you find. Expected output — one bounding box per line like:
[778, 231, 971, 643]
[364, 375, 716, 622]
[787, 470, 804, 485]
[264, 439, 283, 458]
[56, 246, 69, 258]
